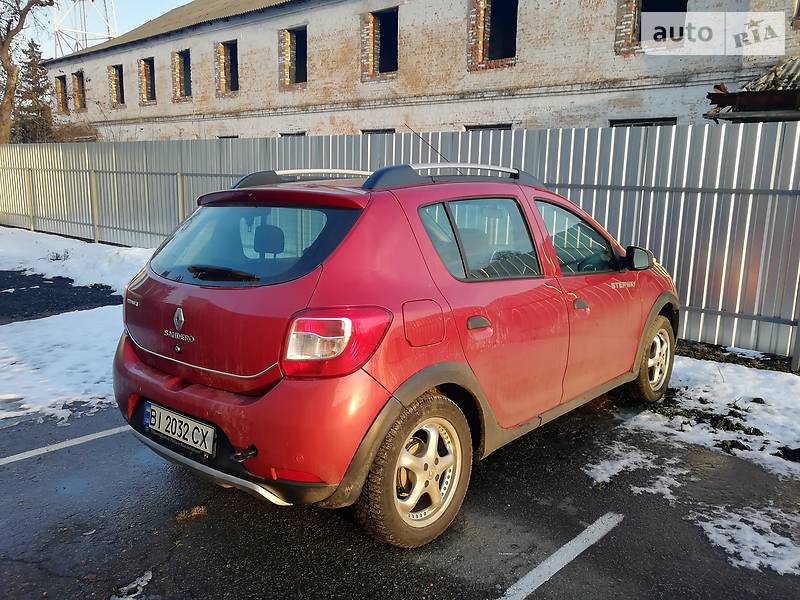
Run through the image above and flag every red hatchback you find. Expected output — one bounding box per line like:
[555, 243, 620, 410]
[114, 163, 679, 547]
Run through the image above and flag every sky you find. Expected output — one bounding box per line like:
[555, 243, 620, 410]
[28, 0, 189, 59]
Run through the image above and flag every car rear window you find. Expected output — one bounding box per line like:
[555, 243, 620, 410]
[150, 204, 360, 287]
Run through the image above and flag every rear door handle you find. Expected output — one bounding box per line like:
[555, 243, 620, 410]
[573, 298, 589, 310]
[467, 315, 492, 330]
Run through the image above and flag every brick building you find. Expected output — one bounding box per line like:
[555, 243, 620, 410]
[44, 0, 800, 141]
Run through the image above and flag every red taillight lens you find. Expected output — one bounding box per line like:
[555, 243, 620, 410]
[281, 307, 392, 378]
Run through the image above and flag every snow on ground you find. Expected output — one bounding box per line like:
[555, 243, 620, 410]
[692, 506, 800, 576]
[0, 306, 122, 421]
[625, 356, 800, 479]
[725, 346, 766, 360]
[583, 440, 689, 502]
[585, 355, 800, 575]
[0, 227, 152, 293]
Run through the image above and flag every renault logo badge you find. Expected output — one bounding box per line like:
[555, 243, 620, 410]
[173, 307, 185, 331]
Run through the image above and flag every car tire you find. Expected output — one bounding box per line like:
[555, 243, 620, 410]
[626, 315, 675, 402]
[355, 390, 472, 548]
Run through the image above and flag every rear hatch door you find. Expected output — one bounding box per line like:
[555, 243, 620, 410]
[125, 201, 361, 394]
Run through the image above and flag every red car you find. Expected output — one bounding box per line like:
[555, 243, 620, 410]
[114, 163, 678, 548]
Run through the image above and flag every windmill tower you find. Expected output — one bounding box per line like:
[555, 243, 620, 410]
[53, 0, 118, 58]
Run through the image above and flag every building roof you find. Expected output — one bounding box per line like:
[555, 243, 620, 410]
[741, 56, 800, 92]
[45, 0, 294, 64]
[704, 55, 800, 123]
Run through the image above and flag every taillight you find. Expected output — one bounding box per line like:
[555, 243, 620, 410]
[281, 307, 392, 378]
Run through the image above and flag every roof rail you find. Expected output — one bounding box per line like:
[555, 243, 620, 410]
[362, 163, 545, 190]
[232, 168, 372, 188]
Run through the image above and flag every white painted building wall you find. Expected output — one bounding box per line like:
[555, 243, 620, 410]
[44, 0, 800, 141]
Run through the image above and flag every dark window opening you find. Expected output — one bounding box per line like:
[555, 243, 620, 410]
[373, 8, 398, 73]
[142, 57, 156, 102]
[221, 40, 239, 92]
[54, 75, 68, 113]
[639, 0, 688, 41]
[289, 27, 307, 84]
[609, 117, 677, 128]
[280, 131, 306, 137]
[465, 123, 512, 131]
[217, 135, 240, 139]
[487, 0, 518, 61]
[177, 49, 192, 97]
[111, 64, 125, 105]
[361, 128, 396, 135]
[72, 71, 86, 109]
[641, 0, 687, 12]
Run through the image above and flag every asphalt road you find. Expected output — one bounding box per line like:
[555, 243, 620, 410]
[1, 271, 798, 600]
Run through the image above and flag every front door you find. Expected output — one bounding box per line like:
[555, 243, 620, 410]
[400, 190, 570, 429]
[530, 197, 642, 402]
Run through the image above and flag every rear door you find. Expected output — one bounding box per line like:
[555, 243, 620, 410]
[527, 194, 642, 402]
[399, 186, 570, 429]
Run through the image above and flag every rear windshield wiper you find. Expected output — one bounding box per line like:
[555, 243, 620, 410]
[187, 264, 259, 282]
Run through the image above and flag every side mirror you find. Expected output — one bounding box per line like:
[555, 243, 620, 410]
[626, 246, 654, 271]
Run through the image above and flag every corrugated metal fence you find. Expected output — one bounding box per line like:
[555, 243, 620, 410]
[0, 123, 798, 365]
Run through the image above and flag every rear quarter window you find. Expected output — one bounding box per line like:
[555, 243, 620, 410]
[150, 204, 360, 287]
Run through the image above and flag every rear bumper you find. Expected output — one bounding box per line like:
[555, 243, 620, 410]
[132, 429, 294, 506]
[114, 333, 397, 506]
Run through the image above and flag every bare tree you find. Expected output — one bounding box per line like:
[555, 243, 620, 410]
[0, 0, 54, 144]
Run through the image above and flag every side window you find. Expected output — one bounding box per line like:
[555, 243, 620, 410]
[534, 201, 617, 275]
[419, 204, 466, 279]
[449, 198, 540, 280]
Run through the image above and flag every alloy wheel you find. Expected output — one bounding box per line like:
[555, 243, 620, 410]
[394, 417, 461, 528]
[647, 328, 671, 391]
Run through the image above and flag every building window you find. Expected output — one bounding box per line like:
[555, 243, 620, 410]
[217, 135, 239, 139]
[72, 70, 86, 110]
[109, 64, 125, 107]
[173, 49, 192, 100]
[465, 123, 512, 131]
[362, 8, 398, 80]
[139, 57, 156, 104]
[280, 131, 306, 137]
[216, 40, 239, 95]
[361, 128, 396, 135]
[468, 0, 518, 71]
[609, 117, 677, 127]
[280, 26, 307, 88]
[54, 75, 69, 114]
[615, 0, 688, 55]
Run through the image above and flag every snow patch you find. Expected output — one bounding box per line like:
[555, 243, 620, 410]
[0, 306, 122, 420]
[725, 346, 766, 360]
[626, 356, 800, 479]
[692, 506, 800, 575]
[111, 570, 153, 599]
[583, 440, 688, 502]
[0, 227, 152, 293]
[630, 465, 689, 502]
[582, 441, 658, 484]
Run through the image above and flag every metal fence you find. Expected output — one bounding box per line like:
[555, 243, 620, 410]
[0, 124, 798, 366]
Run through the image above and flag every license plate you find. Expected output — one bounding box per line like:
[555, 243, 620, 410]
[144, 402, 215, 455]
